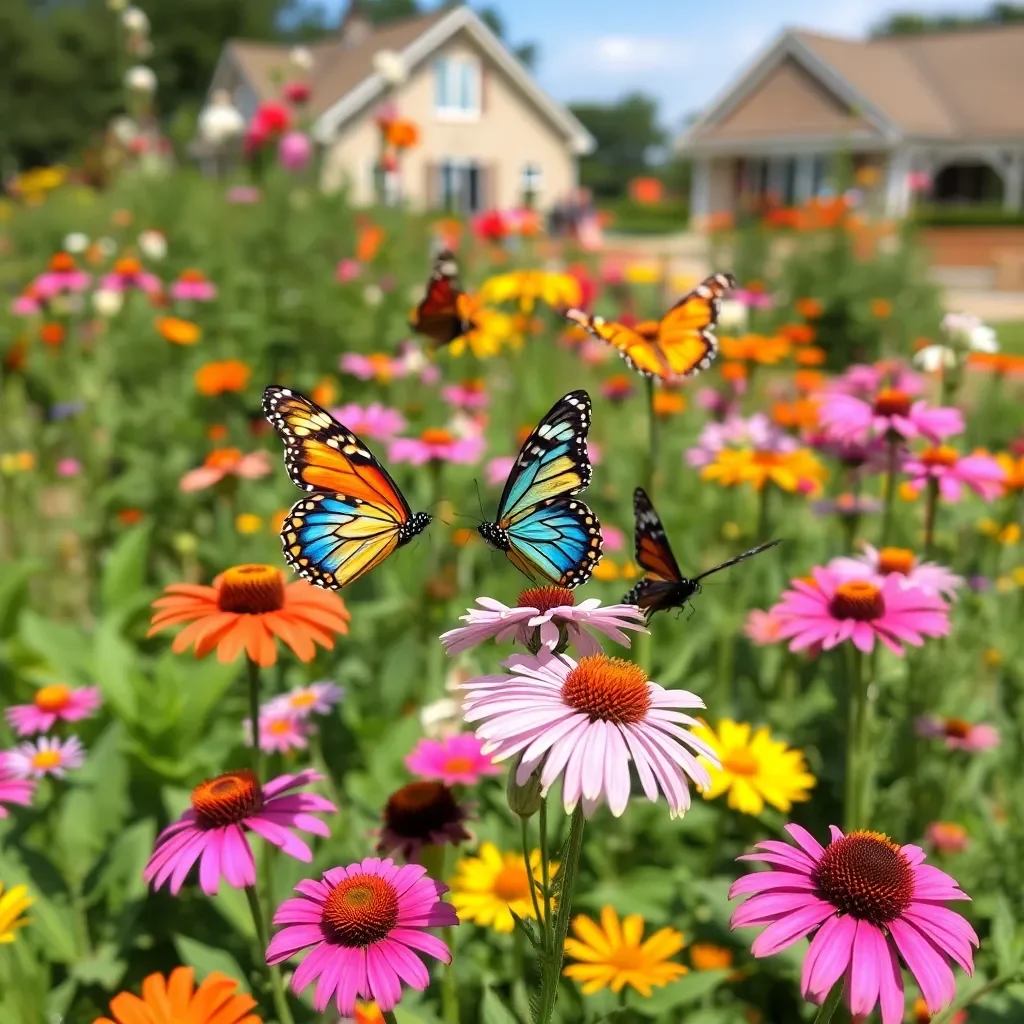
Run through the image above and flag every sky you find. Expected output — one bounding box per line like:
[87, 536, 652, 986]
[326, 0, 979, 130]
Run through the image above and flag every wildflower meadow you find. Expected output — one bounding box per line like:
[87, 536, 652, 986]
[4, 69, 1024, 1024]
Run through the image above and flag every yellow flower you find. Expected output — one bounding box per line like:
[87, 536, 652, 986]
[479, 270, 581, 314]
[692, 719, 815, 815]
[700, 448, 827, 495]
[670, 272, 697, 292]
[0, 882, 33, 943]
[623, 262, 660, 285]
[564, 905, 688, 997]
[235, 513, 262, 535]
[591, 559, 640, 582]
[448, 295, 516, 358]
[0, 451, 35, 475]
[450, 843, 555, 933]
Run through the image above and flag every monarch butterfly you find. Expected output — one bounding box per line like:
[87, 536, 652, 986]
[409, 249, 477, 347]
[626, 487, 780, 616]
[565, 272, 736, 382]
[479, 391, 603, 588]
[263, 387, 431, 589]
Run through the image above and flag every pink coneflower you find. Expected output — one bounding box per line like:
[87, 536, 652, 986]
[265, 681, 344, 720]
[587, 440, 603, 466]
[5, 736, 85, 779]
[405, 733, 501, 786]
[377, 782, 472, 860]
[0, 756, 36, 817]
[828, 544, 964, 600]
[100, 256, 161, 294]
[770, 566, 949, 655]
[33, 253, 91, 298]
[926, 822, 969, 855]
[697, 381, 746, 421]
[580, 337, 613, 365]
[686, 413, 796, 469]
[744, 609, 786, 645]
[733, 288, 773, 309]
[4, 684, 102, 736]
[729, 824, 977, 1024]
[246, 706, 311, 754]
[601, 524, 626, 553]
[143, 768, 335, 895]
[901, 447, 1005, 502]
[441, 588, 647, 657]
[226, 185, 261, 204]
[389, 427, 485, 466]
[278, 130, 312, 172]
[339, 352, 405, 382]
[336, 258, 362, 283]
[915, 717, 999, 752]
[56, 458, 82, 478]
[329, 403, 406, 442]
[486, 455, 515, 487]
[806, 433, 889, 472]
[461, 651, 716, 818]
[179, 448, 272, 493]
[12, 285, 43, 316]
[601, 374, 636, 403]
[169, 268, 217, 302]
[819, 390, 962, 446]
[442, 379, 490, 410]
[829, 361, 923, 399]
[266, 857, 458, 1016]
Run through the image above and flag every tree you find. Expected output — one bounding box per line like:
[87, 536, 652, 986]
[569, 93, 666, 199]
[871, 2, 1024, 35]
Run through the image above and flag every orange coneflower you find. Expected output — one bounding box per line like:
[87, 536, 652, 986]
[793, 298, 822, 319]
[653, 391, 687, 417]
[207, 423, 229, 442]
[779, 322, 816, 345]
[795, 346, 827, 367]
[148, 564, 351, 666]
[157, 316, 200, 345]
[702, 448, 827, 495]
[794, 370, 826, 394]
[116, 508, 144, 526]
[720, 361, 748, 383]
[195, 359, 251, 397]
[39, 322, 65, 347]
[870, 298, 892, 319]
[95, 966, 260, 1024]
[386, 120, 420, 149]
[968, 351, 1024, 376]
[771, 398, 820, 431]
[311, 377, 338, 408]
[356, 224, 386, 262]
[719, 334, 790, 365]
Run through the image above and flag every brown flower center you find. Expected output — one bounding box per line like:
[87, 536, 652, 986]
[561, 655, 652, 725]
[517, 586, 574, 613]
[34, 683, 71, 713]
[943, 717, 973, 739]
[321, 874, 399, 946]
[722, 747, 759, 777]
[49, 252, 76, 272]
[920, 446, 959, 469]
[493, 863, 531, 902]
[828, 580, 885, 621]
[878, 547, 915, 575]
[191, 770, 263, 828]
[872, 389, 912, 417]
[421, 428, 454, 446]
[813, 831, 914, 925]
[383, 781, 463, 839]
[217, 564, 285, 614]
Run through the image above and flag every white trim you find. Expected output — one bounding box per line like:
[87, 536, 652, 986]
[681, 132, 891, 157]
[314, 7, 594, 153]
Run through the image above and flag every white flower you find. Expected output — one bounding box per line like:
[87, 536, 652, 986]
[717, 298, 748, 333]
[138, 229, 166, 261]
[63, 232, 89, 254]
[363, 284, 383, 306]
[121, 6, 149, 34]
[373, 49, 407, 85]
[93, 289, 124, 318]
[110, 115, 138, 144]
[125, 65, 157, 93]
[913, 344, 957, 372]
[289, 46, 314, 71]
[941, 312, 998, 353]
[420, 697, 462, 739]
[198, 89, 245, 144]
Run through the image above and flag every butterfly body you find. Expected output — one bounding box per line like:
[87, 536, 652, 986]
[409, 249, 476, 347]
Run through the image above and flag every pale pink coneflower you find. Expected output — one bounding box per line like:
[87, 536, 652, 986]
[169, 269, 217, 302]
[56, 458, 82, 478]
[143, 768, 335, 895]
[915, 716, 999, 752]
[179, 449, 273, 493]
[266, 858, 458, 1016]
[442, 379, 490, 410]
[686, 413, 796, 468]
[744, 609, 787, 645]
[601, 524, 626, 553]
[336, 258, 362, 282]
[818, 390, 962, 446]
[339, 352, 406, 381]
[0, 755, 37, 817]
[461, 651, 717, 818]
[729, 823, 977, 1024]
[486, 455, 515, 487]
[5, 736, 85, 779]
[265, 681, 344, 720]
[441, 587, 648, 657]
[5, 684, 102, 736]
[32, 255, 91, 299]
[12, 288, 42, 316]
[926, 822, 970, 855]
[329, 402, 406, 442]
[828, 544, 964, 601]
[404, 733, 501, 786]
[901, 447, 1006, 502]
[246, 707, 312, 754]
[770, 566, 950, 656]
[388, 427, 485, 466]
[828, 361, 923, 399]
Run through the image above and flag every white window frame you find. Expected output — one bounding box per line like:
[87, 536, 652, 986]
[521, 162, 543, 195]
[433, 56, 481, 122]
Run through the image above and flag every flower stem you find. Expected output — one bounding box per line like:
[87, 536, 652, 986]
[923, 477, 939, 559]
[383, 1013, 401, 1024]
[522, 817, 545, 940]
[879, 437, 899, 548]
[535, 805, 586, 1024]
[245, 885, 295, 1024]
[843, 645, 869, 832]
[441, 925, 460, 1024]
[539, 799, 553, 938]
[755, 483, 771, 542]
[812, 980, 844, 1023]
[246, 656, 262, 781]
[645, 375, 658, 501]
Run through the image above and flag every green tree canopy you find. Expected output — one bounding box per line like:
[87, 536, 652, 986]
[871, 2, 1024, 35]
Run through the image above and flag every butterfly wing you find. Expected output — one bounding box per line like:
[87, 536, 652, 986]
[563, 309, 672, 379]
[625, 487, 686, 615]
[506, 498, 603, 588]
[655, 272, 736, 379]
[409, 250, 472, 347]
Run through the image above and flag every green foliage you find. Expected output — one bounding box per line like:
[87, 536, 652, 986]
[601, 198, 689, 235]
[912, 204, 1024, 227]
[871, 2, 1024, 35]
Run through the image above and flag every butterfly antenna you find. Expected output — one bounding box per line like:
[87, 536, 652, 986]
[425, 499, 452, 526]
[473, 478, 486, 522]
[693, 539, 783, 582]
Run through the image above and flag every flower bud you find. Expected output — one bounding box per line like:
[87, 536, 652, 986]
[506, 755, 543, 820]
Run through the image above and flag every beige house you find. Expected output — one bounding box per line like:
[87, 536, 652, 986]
[678, 24, 1024, 226]
[207, 4, 593, 212]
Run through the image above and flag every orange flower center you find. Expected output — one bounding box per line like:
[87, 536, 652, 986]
[49, 252, 76, 272]
[722, 747, 759, 777]
[931, 822, 966, 844]
[752, 451, 784, 468]
[114, 257, 142, 276]
[179, 268, 206, 282]
[872, 389, 912, 417]
[421, 428, 454, 446]
[268, 719, 294, 735]
[493, 863, 531, 902]
[383, 781, 462, 839]
[517, 586, 574, 613]
[369, 353, 393, 377]
[828, 580, 884, 621]
[216, 564, 285, 614]
[560, 655, 652, 725]
[443, 755, 475, 775]
[690, 943, 734, 971]
[191, 769, 264, 828]
[204, 447, 243, 470]
[289, 690, 319, 708]
[460, 378, 484, 393]
[322, 873, 399, 946]
[877, 547, 915, 575]
[32, 750, 63, 770]
[920, 446, 959, 468]
[943, 717, 973, 739]
[34, 684, 71, 713]
[813, 831, 913, 924]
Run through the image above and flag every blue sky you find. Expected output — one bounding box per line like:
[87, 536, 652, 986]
[328, 0, 975, 129]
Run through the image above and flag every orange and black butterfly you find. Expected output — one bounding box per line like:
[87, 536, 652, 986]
[263, 387, 431, 589]
[625, 487, 780, 617]
[564, 272, 736, 382]
[409, 249, 477, 348]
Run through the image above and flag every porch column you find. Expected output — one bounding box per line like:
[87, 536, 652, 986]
[1003, 152, 1024, 212]
[884, 147, 912, 218]
[796, 154, 815, 202]
[691, 157, 711, 226]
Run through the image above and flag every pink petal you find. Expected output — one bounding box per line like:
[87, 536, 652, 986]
[750, 899, 834, 956]
[803, 912, 855, 999]
[267, 925, 324, 965]
[390, 927, 451, 963]
[888, 918, 957, 1013]
[366, 942, 403, 1011]
[847, 920, 884, 1017]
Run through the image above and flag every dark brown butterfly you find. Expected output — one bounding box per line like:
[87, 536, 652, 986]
[409, 249, 477, 348]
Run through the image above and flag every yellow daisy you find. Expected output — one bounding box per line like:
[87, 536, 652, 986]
[0, 881, 33, 943]
[447, 295, 516, 358]
[700, 447, 827, 495]
[478, 270, 581, 314]
[564, 905, 687, 997]
[693, 719, 815, 815]
[450, 842, 555, 933]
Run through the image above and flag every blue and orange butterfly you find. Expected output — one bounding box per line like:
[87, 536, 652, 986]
[479, 391, 603, 587]
[409, 249, 477, 348]
[263, 387, 431, 589]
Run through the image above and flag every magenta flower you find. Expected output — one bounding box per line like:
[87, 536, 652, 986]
[461, 651, 716, 818]
[389, 427, 484, 466]
[829, 361, 923, 399]
[178, 449, 272, 493]
[744, 609, 786, 645]
[601, 524, 626, 553]
[486, 455, 515, 487]
[227, 185, 262, 204]
[5, 736, 85, 778]
[11, 289, 42, 316]
[143, 769, 335, 895]
[265, 681, 344, 720]
[99, 257, 161, 294]
[266, 857, 458, 1016]
[33, 254, 91, 299]
[819, 389, 962, 445]
[696, 381, 746, 421]
[246, 707, 311, 754]
[56, 458, 82, 478]
[771, 566, 949, 656]
[587, 440, 603, 466]
[336, 258, 362, 282]
[329, 403, 406, 442]
[405, 733, 501, 786]
[915, 716, 1000, 752]
[686, 413, 796, 468]
[442, 379, 490, 410]
[278, 130, 312, 172]
[734, 288, 773, 309]
[441, 588, 647, 657]
[828, 544, 964, 600]
[0, 755, 36, 817]
[169, 270, 217, 302]
[5, 684, 101, 736]
[729, 824, 977, 1024]
[340, 352, 405, 381]
[902, 447, 1006, 502]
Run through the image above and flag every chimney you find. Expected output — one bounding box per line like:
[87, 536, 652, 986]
[339, 1, 373, 46]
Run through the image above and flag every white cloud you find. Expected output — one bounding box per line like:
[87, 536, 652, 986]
[588, 35, 695, 72]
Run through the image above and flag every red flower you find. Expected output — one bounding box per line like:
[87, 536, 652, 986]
[472, 209, 507, 242]
[245, 102, 292, 152]
[284, 81, 311, 105]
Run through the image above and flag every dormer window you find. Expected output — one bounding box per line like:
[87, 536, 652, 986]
[434, 56, 481, 119]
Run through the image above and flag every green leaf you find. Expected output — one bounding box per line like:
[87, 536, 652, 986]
[209, 884, 257, 941]
[0, 560, 41, 638]
[98, 818, 157, 913]
[482, 986, 523, 1024]
[173, 934, 251, 993]
[626, 970, 731, 1015]
[26, 892, 81, 965]
[18, 610, 92, 679]
[71, 942, 127, 988]
[100, 524, 151, 612]
[991, 894, 1019, 976]
[92, 623, 139, 722]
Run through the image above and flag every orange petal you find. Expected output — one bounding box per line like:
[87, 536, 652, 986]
[140, 971, 174, 1024]
[171, 612, 238, 655]
[166, 966, 195, 1016]
[263, 614, 318, 662]
[104, 993, 153, 1024]
[212, 618, 254, 663]
[162, 584, 219, 600]
[286, 603, 351, 634]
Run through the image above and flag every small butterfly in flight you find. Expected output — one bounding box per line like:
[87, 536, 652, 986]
[409, 249, 477, 348]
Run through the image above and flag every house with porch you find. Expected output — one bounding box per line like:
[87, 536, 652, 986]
[205, 3, 593, 213]
[678, 24, 1024, 227]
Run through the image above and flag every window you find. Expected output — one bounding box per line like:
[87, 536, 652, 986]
[439, 159, 484, 213]
[434, 56, 481, 118]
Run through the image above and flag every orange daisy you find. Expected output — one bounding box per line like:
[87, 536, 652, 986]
[157, 316, 201, 345]
[195, 359, 251, 397]
[94, 966, 260, 1024]
[793, 297, 822, 319]
[148, 564, 351, 666]
[795, 346, 827, 367]
[779, 322, 816, 345]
